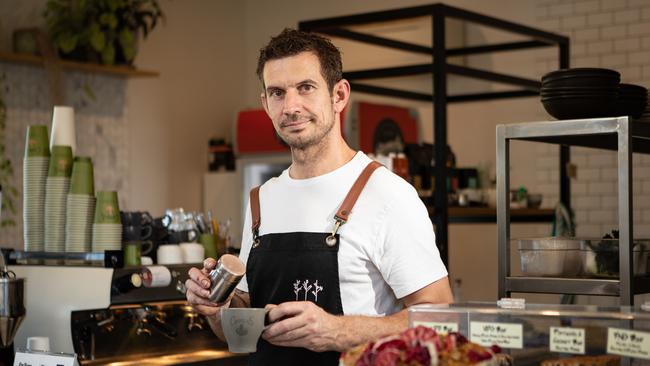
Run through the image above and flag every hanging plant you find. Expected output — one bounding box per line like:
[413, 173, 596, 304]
[0, 74, 18, 227]
[44, 0, 164, 66]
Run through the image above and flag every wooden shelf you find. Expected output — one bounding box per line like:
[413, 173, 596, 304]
[428, 206, 554, 224]
[0, 51, 159, 78]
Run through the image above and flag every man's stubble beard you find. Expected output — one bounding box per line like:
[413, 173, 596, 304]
[279, 112, 335, 151]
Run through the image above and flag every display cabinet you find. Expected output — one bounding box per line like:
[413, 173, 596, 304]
[409, 302, 650, 365]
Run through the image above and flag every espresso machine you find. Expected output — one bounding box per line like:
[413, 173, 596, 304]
[0, 251, 25, 366]
[7, 252, 247, 366]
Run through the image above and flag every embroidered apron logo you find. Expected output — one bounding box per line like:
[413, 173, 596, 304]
[293, 280, 324, 302]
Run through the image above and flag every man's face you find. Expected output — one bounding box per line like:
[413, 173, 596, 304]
[261, 52, 337, 150]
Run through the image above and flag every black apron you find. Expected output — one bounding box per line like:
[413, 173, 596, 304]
[245, 161, 382, 366]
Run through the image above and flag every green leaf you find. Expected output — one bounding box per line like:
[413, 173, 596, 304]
[57, 32, 78, 53]
[82, 83, 97, 101]
[101, 43, 115, 65]
[89, 23, 106, 52]
[99, 13, 118, 29]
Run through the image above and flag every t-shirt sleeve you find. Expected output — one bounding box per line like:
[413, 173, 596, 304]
[236, 201, 253, 293]
[375, 181, 448, 299]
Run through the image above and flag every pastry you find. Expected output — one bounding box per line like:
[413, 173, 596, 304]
[541, 355, 620, 366]
[340, 326, 510, 366]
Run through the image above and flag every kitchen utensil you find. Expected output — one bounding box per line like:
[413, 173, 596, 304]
[541, 96, 618, 120]
[94, 191, 120, 224]
[541, 68, 620, 87]
[198, 233, 217, 259]
[24, 125, 50, 158]
[47, 145, 73, 178]
[208, 254, 245, 304]
[180, 242, 204, 263]
[23, 127, 50, 252]
[580, 239, 649, 278]
[69, 157, 94, 195]
[50, 106, 77, 155]
[220, 308, 267, 353]
[617, 83, 648, 118]
[156, 244, 183, 265]
[518, 237, 584, 277]
[124, 241, 154, 266]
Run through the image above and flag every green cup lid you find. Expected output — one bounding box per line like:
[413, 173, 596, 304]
[25, 125, 50, 158]
[94, 191, 121, 224]
[70, 157, 94, 195]
[48, 145, 73, 177]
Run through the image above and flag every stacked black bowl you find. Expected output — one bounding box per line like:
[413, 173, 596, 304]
[617, 83, 648, 119]
[541, 68, 620, 120]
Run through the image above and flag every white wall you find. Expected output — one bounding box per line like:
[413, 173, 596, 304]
[126, 0, 246, 215]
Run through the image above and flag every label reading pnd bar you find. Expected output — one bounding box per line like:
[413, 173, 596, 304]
[607, 328, 650, 360]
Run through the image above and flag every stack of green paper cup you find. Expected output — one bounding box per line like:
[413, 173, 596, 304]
[44, 145, 73, 252]
[23, 125, 50, 252]
[92, 191, 122, 252]
[65, 157, 95, 252]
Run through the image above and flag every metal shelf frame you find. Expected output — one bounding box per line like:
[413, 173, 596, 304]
[299, 3, 570, 266]
[497, 117, 650, 305]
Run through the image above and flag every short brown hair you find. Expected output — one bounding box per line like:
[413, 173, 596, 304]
[256, 28, 343, 92]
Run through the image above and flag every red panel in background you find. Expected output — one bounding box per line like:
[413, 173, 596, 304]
[356, 102, 418, 154]
[235, 108, 348, 155]
[235, 109, 288, 154]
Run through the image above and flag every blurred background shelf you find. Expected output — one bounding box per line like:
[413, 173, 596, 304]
[428, 206, 555, 224]
[506, 276, 650, 296]
[0, 51, 159, 78]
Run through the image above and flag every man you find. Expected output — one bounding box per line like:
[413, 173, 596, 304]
[186, 28, 452, 365]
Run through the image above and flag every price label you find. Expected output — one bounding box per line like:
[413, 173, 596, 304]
[607, 328, 650, 360]
[549, 326, 585, 354]
[14, 350, 77, 366]
[412, 321, 459, 334]
[470, 321, 523, 349]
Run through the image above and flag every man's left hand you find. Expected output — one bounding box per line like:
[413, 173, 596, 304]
[262, 301, 341, 352]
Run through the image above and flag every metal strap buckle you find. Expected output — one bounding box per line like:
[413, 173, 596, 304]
[325, 218, 345, 247]
[252, 229, 261, 248]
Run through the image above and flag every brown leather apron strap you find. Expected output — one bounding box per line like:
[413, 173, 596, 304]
[251, 160, 383, 248]
[250, 186, 261, 236]
[335, 161, 383, 222]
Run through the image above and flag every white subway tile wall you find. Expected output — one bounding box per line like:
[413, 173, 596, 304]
[535, 0, 650, 239]
[0, 63, 129, 247]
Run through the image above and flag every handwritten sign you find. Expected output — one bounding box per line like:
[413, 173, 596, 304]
[412, 321, 459, 334]
[14, 350, 77, 366]
[470, 321, 523, 349]
[607, 328, 650, 360]
[549, 326, 585, 354]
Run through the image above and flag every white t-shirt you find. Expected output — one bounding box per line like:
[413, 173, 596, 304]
[236, 151, 447, 316]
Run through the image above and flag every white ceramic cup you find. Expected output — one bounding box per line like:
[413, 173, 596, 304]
[221, 308, 267, 353]
[50, 106, 77, 155]
[180, 242, 205, 263]
[156, 244, 183, 264]
[26, 336, 50, 352]
[140, 256, 153, 265]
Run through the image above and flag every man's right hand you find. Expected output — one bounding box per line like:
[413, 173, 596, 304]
[186, 258, 228, 317]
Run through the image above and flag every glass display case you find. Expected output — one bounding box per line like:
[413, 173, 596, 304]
[409, 302, 650, 365]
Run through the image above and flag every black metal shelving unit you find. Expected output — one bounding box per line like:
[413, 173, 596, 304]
[299, 3, 570, 266]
